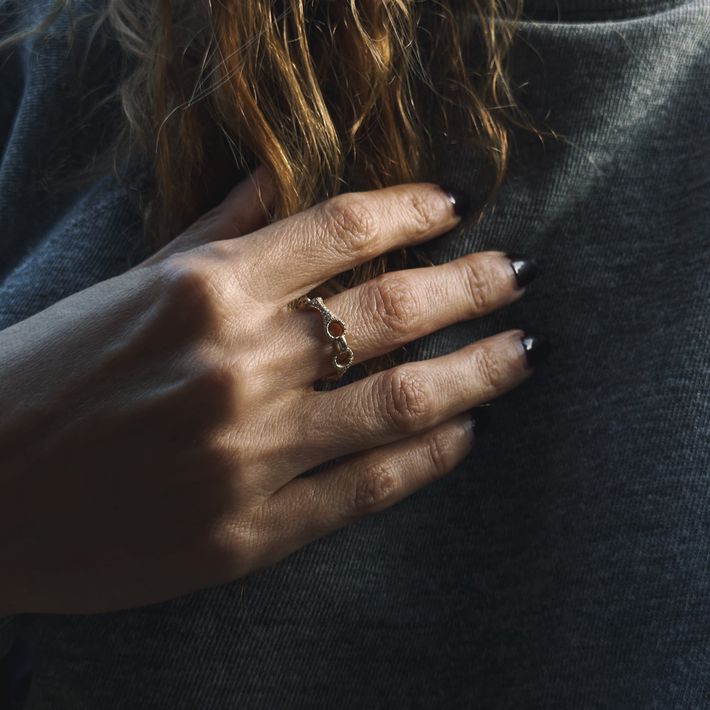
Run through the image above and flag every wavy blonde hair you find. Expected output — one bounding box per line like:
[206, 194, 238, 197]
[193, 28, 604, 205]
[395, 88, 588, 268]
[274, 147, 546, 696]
[2, 0, 541, 369]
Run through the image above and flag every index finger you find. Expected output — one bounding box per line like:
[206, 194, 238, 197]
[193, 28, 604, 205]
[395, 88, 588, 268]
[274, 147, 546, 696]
[235, 183, 464, 304]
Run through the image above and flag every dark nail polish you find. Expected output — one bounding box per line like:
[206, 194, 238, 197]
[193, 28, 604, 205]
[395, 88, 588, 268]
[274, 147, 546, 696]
[440, 186, 470, 219]
[470, 405, 493, 438]
[521, 333, 552, 369]
[506, 253, 538, 289]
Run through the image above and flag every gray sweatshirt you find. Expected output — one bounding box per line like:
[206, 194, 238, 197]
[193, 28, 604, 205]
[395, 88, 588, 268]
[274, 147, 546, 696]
[1, 0, 709, 707]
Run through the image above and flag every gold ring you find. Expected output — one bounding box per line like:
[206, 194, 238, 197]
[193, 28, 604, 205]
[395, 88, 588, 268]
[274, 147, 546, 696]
[296, 295, 354, 378]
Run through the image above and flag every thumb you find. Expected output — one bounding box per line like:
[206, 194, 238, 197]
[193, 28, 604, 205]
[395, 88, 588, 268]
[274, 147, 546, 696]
[218, 163, 276, 238]
[134, 164, 277, 268]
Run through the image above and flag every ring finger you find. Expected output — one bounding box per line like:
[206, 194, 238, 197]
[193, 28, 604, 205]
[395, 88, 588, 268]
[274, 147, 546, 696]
[282, 250, 536, 385]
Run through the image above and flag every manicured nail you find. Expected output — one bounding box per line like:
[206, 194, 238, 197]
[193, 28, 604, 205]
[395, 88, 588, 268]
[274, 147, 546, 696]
[470, 405, 493, 438]
[521, 333, 551, 369]
[440, 186, 470, 219]
[506, 253, 538, 289]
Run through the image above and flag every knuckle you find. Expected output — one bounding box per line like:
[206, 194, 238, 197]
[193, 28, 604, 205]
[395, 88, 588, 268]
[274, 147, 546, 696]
[381, 367, 434, 433]
[160, 255, 213, 301]
[320, 194, 377, 257]
[157, 256, 222, 334]
[367, 275, 420, 337]
[404, 190, 437, 237]
[424, 428, 456, 478]
[178, 359, 242, 428]
[193, 361, 239, 403]
[461, 260, 494, 312]
[235, 506, 275, 573]
[352, 461, 399, 515]
[207, 516, 262, 578]
[473, 346, 507, 391]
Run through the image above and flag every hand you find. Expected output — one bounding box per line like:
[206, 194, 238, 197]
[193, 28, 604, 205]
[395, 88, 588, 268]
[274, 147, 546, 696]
[0, 167, 544, 614]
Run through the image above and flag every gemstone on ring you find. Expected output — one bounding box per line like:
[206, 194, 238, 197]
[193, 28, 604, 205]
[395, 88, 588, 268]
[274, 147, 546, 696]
[297, 295, 354, 378]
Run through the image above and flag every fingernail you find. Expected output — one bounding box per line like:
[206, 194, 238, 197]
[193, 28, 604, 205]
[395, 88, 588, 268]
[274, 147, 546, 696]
[440, 186, 470, 220]
[506, 253, 538, 289]
[521, 333, 552, 369]
[470, 405, 493, 438]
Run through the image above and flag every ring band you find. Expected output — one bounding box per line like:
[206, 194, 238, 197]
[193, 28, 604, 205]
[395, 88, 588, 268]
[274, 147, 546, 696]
[296, 295, 354, 378]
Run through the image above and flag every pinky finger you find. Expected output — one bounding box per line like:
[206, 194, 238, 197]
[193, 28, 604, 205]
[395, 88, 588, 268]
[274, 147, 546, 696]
[257, 413, 476, 566]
